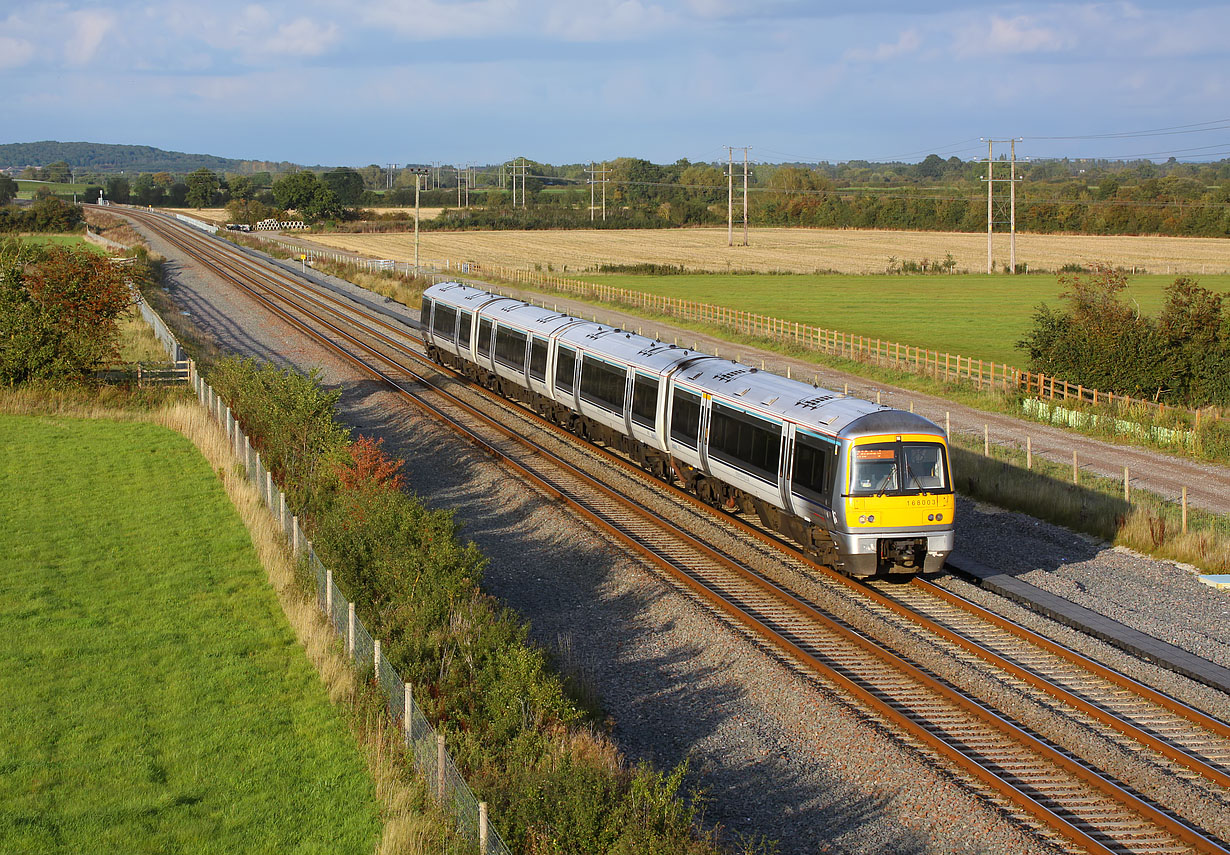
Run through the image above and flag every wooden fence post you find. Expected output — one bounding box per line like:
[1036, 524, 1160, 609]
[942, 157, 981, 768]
[984, 425, 989, 456]
[1124, 467, 1130, 502]
[325, 567, 333, 618]
[1073, 450, 1079, 485]
[480, 802, 489, 854]
[945, 412, 950, 437]
[374, 639, 381, 682]
[1182, 487, 1188, 534]
[1027, 436, 1032, 470]
[437, 734, 447, 802]
[347, 601, 355, 656]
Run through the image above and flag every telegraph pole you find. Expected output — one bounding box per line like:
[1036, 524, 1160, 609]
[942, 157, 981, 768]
[405, 167, 429, 270]
[726, 146, 750, 246]
[586, 162, 610, 222]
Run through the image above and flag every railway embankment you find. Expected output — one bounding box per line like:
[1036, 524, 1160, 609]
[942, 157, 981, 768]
[118, 209, 1230, 853]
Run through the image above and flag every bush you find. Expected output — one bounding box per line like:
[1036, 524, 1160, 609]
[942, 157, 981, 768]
[0, 239, 136, 384]
[209, 357, 722, 854]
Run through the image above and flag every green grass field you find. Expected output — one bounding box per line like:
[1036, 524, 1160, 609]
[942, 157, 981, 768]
[16, 234, 102, 252]
[586, 272, 1230, 366]
[16, 180, 91, 200]
[0, 415, 381, 854]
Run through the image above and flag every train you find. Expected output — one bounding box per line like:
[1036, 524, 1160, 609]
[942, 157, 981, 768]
[420, 281, 954, 577]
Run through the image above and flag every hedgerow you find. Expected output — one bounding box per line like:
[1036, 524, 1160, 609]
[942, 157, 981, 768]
[208, 355, 722, 855]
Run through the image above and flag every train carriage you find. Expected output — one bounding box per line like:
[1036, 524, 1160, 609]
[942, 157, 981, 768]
[421, 282, 954, 577]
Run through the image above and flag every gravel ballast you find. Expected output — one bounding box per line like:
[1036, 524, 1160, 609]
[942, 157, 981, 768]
[133, 220, 1230, 854]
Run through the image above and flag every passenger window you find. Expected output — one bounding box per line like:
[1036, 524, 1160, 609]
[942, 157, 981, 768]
[708, 402, 780, 483]
[669, 388, 701, 449]
[458, 311, 472, 349]
[580, 355, 626, 412]
[631, 374, 658, 428]
[556, 346, 576, 393]
[478, 318, 493, 358]
[432, 304, 457, 341]
[529, 337, 548, 381]
[494, 326, 527, 369]
[421, 296, 432, 327]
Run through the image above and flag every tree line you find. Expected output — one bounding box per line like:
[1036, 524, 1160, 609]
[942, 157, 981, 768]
[1019, 266, 1230, 407]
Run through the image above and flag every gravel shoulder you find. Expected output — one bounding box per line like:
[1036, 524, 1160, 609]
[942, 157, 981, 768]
[133, 219, 1229, 854]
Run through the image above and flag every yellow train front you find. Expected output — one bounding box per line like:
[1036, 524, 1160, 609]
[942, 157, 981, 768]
[829, 425, 954, 577]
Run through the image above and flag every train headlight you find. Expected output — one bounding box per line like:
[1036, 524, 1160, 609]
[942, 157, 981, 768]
[858, 515, 867, 524]
[936, 513, 943, 522]
[867, 514, 875, 524]
[928, 514, 935, 521]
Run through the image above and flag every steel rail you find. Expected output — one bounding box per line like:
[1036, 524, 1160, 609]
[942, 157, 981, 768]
[195, 213, 1230, 797]
[124, 209, 1220, 855]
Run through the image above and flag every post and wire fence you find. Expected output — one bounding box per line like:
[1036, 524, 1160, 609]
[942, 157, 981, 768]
[246, 233, 1221, 433]
[140, 297, 510, 855]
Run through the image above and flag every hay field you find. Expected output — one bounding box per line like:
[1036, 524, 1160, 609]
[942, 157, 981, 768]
[304, 226, 1230, 275]
[162, 207, 230, 224]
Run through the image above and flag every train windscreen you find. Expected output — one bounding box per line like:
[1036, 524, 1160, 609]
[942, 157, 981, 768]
[848, 441, 948, 496]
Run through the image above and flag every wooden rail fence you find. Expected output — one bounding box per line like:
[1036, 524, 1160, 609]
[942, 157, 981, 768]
[465, 262, 1222, 426]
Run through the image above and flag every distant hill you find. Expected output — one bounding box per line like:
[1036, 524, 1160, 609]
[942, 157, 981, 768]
[0, 141, 302, 174]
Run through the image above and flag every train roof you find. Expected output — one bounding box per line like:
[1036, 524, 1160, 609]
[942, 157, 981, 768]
[424, 282, 944, 440]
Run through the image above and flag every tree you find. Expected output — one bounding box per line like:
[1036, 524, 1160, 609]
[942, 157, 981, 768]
[303, 184, 343, 221]
[0, 240, 135, 384]
[272, 171, 320, 211]
[104, 175, 130, 204]
[185, 168, 219, 208]
[0, 175, 17, 205]
[44, 161, 71, 183]
[322, 169, 364, 205]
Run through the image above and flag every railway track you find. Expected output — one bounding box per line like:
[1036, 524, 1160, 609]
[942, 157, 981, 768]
[122, 209, 1230, 855]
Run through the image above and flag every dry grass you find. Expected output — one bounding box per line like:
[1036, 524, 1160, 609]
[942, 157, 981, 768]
[0, 389, 442, 853]
[303, 226, 1230, 276]
[83, 207, 146, 249]
[359, 206, 445, 219]
[161, 207, 231, 224]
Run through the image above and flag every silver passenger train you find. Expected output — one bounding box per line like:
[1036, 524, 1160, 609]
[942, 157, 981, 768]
[421, 282, 954, 577]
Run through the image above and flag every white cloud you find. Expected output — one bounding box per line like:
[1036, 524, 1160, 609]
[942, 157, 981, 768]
[0, 36, 37, 69]
[263, 17, 340, 55]
[954, 13, 1076, 57]
[543, 0, 676, 41]
[344, 0, 520, 40]
[843, 28, 921, 62]
[65, 9, 117, 65]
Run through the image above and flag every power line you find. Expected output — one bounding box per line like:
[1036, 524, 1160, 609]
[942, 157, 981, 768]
[1027, 117, 1230, 141]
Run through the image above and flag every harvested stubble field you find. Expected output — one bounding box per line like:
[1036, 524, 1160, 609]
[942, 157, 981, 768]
[162, 207, 230, 224]
[305, 226, 1230, 276]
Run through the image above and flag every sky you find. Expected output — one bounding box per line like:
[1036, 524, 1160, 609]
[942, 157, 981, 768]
[2, 0, 1229, 168]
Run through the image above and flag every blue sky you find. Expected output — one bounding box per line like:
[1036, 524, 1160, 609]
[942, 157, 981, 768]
[3, 1, 1228, 167]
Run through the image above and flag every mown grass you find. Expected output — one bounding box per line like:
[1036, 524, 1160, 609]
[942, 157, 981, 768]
[14, 234, 102, 253]
[584, 271, 1230, 366]
[0, 414, 383, 853]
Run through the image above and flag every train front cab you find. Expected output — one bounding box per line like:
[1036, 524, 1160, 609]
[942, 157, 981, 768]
[832, 433, 954, 577]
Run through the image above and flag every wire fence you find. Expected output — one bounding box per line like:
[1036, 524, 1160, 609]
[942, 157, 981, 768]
[142, 297, 511, 855]
[250, 232, 1221, 429]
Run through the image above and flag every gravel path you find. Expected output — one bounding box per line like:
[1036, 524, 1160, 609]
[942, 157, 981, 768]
[134, 218, 1228, 854]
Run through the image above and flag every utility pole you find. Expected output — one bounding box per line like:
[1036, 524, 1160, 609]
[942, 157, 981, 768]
[980, 138, 1023, 274]
[586, 162, 610, 222]
[404, 167, 429, 269]
[726, 146, 750, 246]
